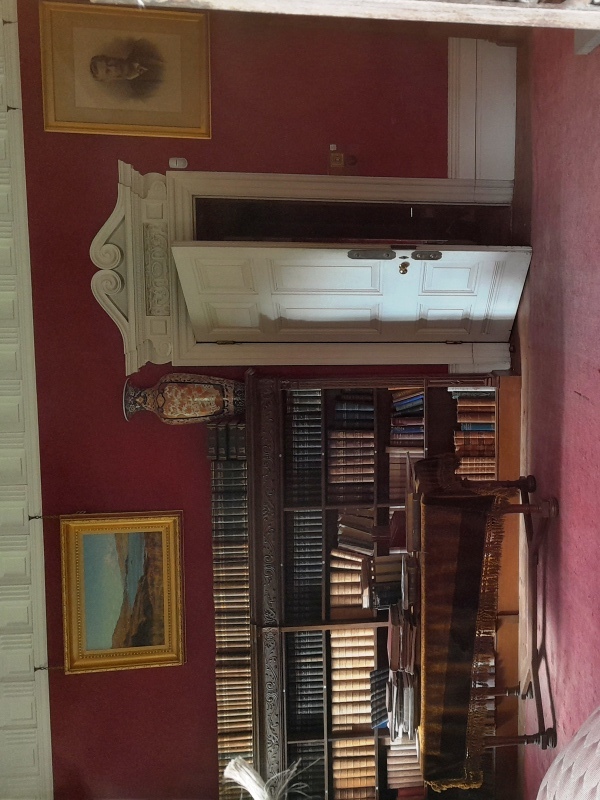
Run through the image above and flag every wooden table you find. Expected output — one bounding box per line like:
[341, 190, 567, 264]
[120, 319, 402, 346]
[412, 457, 558, 791]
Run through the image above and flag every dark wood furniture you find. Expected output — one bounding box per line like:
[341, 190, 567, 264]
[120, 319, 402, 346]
[413, 457, 557, 792]
[246, 372, 507, 797]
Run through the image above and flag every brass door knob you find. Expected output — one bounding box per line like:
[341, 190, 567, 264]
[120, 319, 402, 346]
[399, 261, 410, 274]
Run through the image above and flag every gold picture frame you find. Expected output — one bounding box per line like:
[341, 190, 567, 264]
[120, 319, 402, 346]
[40, 2, 210, 138]
[60, 512, 185, 674]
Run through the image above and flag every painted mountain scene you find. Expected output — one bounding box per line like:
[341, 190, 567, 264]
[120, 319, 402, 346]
[83, 530, 165, 651]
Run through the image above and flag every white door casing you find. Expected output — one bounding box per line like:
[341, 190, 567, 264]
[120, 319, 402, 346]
[171, 242, 531, 345]
[448, 39, 517, 183]
[90, 164, 522, 373]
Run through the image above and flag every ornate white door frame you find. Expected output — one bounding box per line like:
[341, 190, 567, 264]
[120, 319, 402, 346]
[91, 163, 516, 374]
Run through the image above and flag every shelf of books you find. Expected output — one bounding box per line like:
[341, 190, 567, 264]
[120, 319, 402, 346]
[244, 372, 498, 799]
[208, 421, 254, 800]
[450, 386, 497, 480]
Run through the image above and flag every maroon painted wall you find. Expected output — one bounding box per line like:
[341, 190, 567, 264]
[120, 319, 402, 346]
[19, 5, 448, 798]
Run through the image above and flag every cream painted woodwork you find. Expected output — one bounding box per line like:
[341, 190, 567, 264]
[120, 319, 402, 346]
[574, 29, 600, 52]
[448, 39, 517, 183]
[91, 0, 600, 31]
[91, 164, 522, 373]
[171, 242, 531, 345]
[0, 3, 53, 799]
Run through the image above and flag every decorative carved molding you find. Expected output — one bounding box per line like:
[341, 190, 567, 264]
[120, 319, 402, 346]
[249, 378, 284, 779]
[90, 161, 172, 375]
[260, 627, 284, 780]
[143, 222, 170, 317]
[258, 379, 281, 628]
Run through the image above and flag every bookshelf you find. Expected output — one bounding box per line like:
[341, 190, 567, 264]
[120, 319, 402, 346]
[244, 371, 500, 799]
[208, 422, 254, 800]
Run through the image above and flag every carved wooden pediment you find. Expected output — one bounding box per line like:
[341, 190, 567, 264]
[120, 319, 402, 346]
[90, 161, 173, 375]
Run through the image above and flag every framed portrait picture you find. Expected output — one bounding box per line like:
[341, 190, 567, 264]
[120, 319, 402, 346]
[40, 2, 210, 138]
[60, 512, 185, 673]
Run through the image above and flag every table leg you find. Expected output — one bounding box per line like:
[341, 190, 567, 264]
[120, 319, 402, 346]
[461, 475, 537, 493]
[496, 499, 559, 518]
[472, 684, 521, 699]
[484, 729, 557, 749]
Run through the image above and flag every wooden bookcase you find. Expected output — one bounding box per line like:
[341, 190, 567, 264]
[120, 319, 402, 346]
[245, 371, 500, 798]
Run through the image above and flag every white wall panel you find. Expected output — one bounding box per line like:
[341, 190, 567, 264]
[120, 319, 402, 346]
[448, 39, 517, 182]
[0, 5, 53, 799]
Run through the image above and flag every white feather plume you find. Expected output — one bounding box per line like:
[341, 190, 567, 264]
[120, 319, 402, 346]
[223, 757, 312, 800]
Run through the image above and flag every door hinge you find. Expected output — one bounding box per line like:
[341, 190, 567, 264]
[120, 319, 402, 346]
[445, 340, 464, 345]
[216, 340, 238, 345]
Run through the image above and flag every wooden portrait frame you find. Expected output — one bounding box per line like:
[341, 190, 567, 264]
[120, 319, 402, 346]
[60, 512, 185, 674]
[40, 2, 210, 138]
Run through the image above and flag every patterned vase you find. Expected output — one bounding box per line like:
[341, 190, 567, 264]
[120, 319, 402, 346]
[123, 373, 245, 425]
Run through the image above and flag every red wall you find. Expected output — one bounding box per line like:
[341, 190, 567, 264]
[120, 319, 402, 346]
[19, 5, 448, 799]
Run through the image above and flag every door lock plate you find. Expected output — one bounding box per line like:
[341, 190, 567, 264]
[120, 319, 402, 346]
[348, 249, 396, 260]
[411, 250, 442, 260]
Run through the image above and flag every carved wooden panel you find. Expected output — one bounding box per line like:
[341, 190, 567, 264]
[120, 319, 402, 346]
[249, 376, 282, 629]
[247, 375, 285, 779]
[258, 627, 284, 780]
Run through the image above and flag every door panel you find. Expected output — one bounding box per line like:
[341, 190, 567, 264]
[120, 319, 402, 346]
[171, 242, 531, 344]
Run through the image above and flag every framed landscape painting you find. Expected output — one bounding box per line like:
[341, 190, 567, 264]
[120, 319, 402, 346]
[40, 2, 210, 137]
[60, 512, 184, 673]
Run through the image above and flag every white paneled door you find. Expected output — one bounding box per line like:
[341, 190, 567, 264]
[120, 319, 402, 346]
[171, 243, 531, 345]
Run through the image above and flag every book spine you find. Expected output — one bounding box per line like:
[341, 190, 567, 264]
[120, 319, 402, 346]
[457, 412, 496, 423]
[329, 430, 375, 440]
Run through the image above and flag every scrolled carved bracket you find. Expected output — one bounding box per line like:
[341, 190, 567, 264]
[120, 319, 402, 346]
[89, 161, 172, 375]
